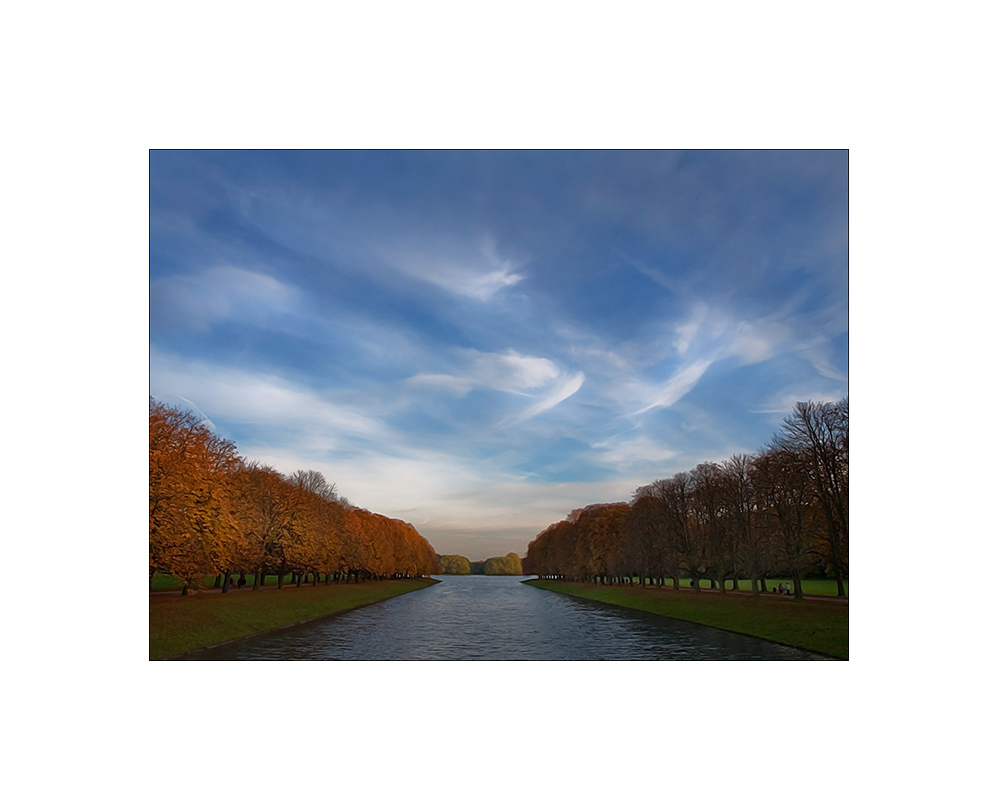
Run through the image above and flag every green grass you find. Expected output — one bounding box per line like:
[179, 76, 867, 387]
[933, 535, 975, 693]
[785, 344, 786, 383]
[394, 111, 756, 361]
[150, 578, 437, 660]
[702, 578, 846, 597]
[607, 577, 848, 597]
[150, 572, 313, 590]
[526, 580, 848, 659]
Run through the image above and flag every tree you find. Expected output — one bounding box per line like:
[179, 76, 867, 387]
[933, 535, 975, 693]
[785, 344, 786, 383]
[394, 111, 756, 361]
[723, 454, 759, 594]
[149, 399, 240, 593]
[752, 449, 821, 599]
[691, 463, 731, 592]
[769, 399, 848, 595]
[628, 478, 687, 588]
[483, 554, 523, 575]
[439, 555, 472, 574]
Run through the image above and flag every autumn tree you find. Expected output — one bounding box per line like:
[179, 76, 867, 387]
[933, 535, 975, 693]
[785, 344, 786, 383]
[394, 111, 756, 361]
[483, 553, 523, 575]
[150, 400, 439, 591]
[149, 399, 241, 593]
[439, 555, 472, 574]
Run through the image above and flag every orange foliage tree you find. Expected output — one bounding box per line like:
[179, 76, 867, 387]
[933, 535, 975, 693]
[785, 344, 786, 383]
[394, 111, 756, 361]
[149, 399, 241, 592]
[149, 399, 439, 591]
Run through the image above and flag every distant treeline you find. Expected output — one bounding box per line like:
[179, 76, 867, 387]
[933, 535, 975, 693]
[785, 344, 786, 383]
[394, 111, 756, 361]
[438, 553, 524, 575]
[150, 399, 441, 593]
[523, 400, 848, 597]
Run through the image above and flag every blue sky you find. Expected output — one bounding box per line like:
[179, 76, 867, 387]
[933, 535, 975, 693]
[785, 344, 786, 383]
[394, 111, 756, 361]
[150, 150, 847, 558]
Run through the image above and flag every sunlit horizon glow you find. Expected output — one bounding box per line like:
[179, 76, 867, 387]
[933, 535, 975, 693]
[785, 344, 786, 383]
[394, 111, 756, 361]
[149, 150, 848, 559]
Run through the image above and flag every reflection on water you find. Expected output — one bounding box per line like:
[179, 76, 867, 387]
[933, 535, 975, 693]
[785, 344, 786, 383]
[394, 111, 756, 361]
[183, 575, 830, 660]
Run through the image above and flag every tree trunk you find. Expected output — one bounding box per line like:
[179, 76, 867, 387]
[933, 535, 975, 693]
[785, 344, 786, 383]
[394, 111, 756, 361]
[750, 570, 760, 596]
[793, 571, 804, 600]
[222, 570, 231, 593]
[253, 568, 263, 591]
[277, 566, 285, 589]
[759, 576, 767, 593]
[213, 574, 222, 589]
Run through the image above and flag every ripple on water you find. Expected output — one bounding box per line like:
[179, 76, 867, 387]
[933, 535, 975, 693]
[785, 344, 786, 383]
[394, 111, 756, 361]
[182, 576, 831, 661]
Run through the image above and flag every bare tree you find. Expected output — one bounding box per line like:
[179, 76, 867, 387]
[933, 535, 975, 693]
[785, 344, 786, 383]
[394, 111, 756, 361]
[724, 454, 761, 595]
[752, 449, 821, 599]
[289, 469, 338, 502]
[769, 400, 848, 595]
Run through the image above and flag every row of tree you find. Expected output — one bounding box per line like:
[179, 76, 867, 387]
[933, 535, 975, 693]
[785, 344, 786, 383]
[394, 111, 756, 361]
[150, 399, 441, 592]
[438, 553, 524, 575]
[522, 399, 848, 597]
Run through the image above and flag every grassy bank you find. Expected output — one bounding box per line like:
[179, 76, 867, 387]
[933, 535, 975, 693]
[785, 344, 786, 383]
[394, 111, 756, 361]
[526, 580, 848, 659]
[150, 578, 436, 660]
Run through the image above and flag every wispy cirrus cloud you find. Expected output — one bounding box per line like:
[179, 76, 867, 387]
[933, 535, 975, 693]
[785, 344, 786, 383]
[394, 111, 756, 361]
[149, 350, 390, 450]
[508, 371, 586, 424]
[150, 265, 299, 333]
[633, 358, 715, 415]
[378, 238, 525, 301]
[406, 348, 585, 425]
[405, 348, 559, 396]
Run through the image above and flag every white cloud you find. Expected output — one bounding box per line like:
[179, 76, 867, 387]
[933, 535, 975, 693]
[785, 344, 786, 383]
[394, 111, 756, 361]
[726, 318, 790, 365]
[403, 348, 561, 398]
[380, 242, 524, 300]
[592, 437, 678, 471]
[797, 339, 848, 382]
[508, 371, 586, 424]
[673, 303, 709, 354]
[751, 387, 848, 415]
[634, 357, 714, 414]
[150, 351, 388, 446]
[467, 349, 559, 393]
[150, 266, 298, 332]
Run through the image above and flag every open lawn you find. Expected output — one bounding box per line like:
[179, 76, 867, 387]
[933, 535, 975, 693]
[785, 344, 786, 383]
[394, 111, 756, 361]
[150, 578, 436, 660]
[526, 580, 848, 659]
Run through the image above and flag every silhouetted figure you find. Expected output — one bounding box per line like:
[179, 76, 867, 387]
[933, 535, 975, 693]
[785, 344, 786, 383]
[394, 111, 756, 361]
[238, 574, 247, 589]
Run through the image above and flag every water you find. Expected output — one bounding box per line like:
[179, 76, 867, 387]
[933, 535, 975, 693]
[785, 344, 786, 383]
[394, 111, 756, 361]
[183, 575, 830, 660]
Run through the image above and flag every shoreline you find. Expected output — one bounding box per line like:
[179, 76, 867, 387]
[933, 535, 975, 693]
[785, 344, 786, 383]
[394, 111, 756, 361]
[524, 579, 848, 660]
[151, 578, 438, 660]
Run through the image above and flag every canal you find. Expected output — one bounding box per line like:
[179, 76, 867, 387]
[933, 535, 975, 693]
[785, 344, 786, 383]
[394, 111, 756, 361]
[182, 575, 829, 660]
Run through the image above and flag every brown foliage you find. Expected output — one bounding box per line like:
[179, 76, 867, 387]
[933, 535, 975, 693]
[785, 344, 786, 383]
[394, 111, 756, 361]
[522, 400, 848, 593]
[149, 399, 439, 587]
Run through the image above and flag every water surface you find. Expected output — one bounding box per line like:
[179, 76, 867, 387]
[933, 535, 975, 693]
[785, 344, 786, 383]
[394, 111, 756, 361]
[184, 575, 829, 660]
